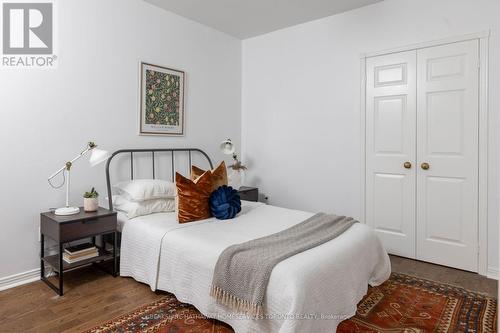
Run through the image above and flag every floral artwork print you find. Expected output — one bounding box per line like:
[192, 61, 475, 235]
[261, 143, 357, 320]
[140, 63, 184, 135]
[145, 69, 180, 126]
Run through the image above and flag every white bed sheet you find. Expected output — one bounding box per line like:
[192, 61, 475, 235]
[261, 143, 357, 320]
[120, 202, 391, 333]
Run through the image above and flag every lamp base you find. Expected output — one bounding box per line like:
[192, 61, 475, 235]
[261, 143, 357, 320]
[55, 206, 80, 216]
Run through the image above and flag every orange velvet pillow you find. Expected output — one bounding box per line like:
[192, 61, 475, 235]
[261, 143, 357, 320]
[191, 161, 228, 191]
[176, 171, 213, 223]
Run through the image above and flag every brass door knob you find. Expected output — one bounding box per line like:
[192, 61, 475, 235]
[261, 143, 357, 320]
[421, 162, 430, 170]
[403, 162, 412, 169]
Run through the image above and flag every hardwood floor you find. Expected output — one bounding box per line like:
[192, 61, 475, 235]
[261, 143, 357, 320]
[0, 257, 497, 333]
[390, 255, 498, 297]
[0, 267, 164, 333]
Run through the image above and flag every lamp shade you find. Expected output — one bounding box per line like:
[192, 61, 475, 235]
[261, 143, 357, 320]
[220, 139, 235, 155]
[89, 148, 111, 167]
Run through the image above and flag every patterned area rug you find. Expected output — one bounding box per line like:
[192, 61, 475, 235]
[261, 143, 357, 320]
[337, 273, 497, 332]
[84, 273, 497, 333]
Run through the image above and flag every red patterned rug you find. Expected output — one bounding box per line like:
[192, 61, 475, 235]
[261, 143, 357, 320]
[337, 273, 497, 332]
[84, 273, 497, 333]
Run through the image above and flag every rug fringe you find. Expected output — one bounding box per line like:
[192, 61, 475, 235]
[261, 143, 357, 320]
[210, 285, 263, 316]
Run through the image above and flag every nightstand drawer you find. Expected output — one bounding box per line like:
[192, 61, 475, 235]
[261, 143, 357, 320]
[238, 187, 259, 202]
[60, 215, 116, 242]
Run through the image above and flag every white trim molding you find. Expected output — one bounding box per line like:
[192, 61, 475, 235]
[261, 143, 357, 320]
[0, 269, 40, 292]
[477, 34, 490, 276]
[359, 56, 367, 224]
[360, 31, 490, 58]
[360, 31, 490, 276]
[487, 267, 499, 280]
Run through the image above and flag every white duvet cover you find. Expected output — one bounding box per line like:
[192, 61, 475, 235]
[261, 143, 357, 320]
[120, 202, 391, 333]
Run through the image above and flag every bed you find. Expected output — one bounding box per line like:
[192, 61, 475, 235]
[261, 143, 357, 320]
[106, 148, 391, 333]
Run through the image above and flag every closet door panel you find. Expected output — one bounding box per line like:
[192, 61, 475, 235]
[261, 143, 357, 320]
[416, 40, 479, 272]
[366, 51, 416, 258]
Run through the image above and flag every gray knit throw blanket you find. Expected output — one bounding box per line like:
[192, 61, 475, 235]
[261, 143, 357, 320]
[210, 213, 357, 316]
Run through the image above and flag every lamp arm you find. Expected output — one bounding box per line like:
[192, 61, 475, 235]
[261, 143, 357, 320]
[47, 146, 92, 181]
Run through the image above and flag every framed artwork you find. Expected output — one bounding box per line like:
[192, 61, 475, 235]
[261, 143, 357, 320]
[140, 62, 185, 136]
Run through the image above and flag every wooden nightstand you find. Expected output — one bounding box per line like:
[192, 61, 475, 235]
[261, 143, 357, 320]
[238, 186, 259, 202]
[40, 207, 118, 296]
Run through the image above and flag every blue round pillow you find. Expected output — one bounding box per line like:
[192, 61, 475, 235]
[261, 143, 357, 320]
[209, 185, 241, 220]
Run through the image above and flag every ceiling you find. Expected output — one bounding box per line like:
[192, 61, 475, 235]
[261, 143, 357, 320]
[144, 0, 383, 39]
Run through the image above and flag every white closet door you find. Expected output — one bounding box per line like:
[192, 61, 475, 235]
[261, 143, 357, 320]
[366, 51, 416, 258]
[416, 40, 479, 272]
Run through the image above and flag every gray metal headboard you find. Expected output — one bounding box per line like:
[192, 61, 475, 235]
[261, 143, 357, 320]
[105, 148, 213, 211]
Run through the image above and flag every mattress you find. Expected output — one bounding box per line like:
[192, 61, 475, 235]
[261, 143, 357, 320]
[119, 201, 391, 333]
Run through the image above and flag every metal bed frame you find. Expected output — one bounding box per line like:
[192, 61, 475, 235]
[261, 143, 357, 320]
[105, 148, 213, 211]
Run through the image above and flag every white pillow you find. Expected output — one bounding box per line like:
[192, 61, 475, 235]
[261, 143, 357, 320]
[113, 179, 176, 202]
[113, 195, 175, 219]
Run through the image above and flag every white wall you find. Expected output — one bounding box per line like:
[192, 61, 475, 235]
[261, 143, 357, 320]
[0, 0, 241, 280]
[242, 0, 499, 273]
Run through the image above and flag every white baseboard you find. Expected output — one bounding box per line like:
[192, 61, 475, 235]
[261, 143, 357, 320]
[0, 269, 40, 292]
[487, 266, 499, 280]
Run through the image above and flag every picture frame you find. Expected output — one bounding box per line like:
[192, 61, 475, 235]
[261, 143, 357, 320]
[140, 62, 185, 136]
